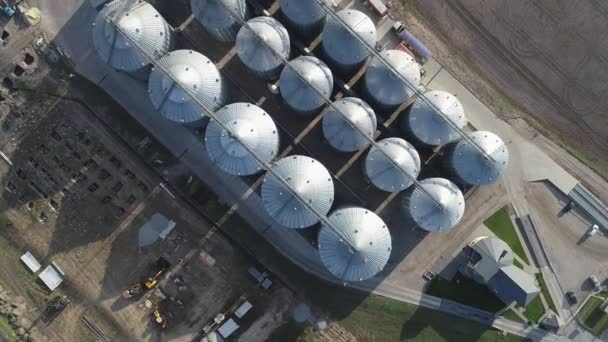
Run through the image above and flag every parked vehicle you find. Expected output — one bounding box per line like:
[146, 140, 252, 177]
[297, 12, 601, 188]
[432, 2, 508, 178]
[589, 274, 602, 291]
[586, 224, 599, 237]
[566, 291, 578, 305]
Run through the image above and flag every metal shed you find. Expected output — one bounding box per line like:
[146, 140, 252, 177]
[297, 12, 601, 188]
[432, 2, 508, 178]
[191, 0, 249, 42]
[322, 97, 377, 152]
[318, 206, 392, 282]
[262, 155, 334, 229]
[205, 103, 279, 176]
[148, 50, 226, 124]
[236, 16, 290, 80]
[279, 56, 333, 116]
[364, 137, 420, 192]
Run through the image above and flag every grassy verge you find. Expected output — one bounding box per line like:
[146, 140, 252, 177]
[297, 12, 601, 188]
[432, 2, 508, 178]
[596, 291, 608, 300]
[502, 309, 526, 323]
[484, 207, 529, 264]
[578, 297, 608, 336]
[535, 274, 558, 314]
[426, 273, 506, 313]
[523, 296, 545, 323]
[0, 316, 17, 342]
[513, 259, 524, 269]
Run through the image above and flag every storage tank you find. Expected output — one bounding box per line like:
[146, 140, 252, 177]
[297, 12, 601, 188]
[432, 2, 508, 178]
[363, 49, 421, 112]
[92, 0, 174, 79]
[318, 206, 392, 282]
[262, 155, 334, 229]
[321, 9, 376, 75]
[236, 16, 290, 80]
[191, 0, 249, 42]
[279, 56, 333, 116]
[205, 103, 279, 176]
[402, 177, 465, 232]
[446, 131, 509, 185]
[322, 97, 376, 152]
[401, 90, 467, 147]
[279, 0, 329, 39]
[148, 50, 226, 124]
[364, 138, 420, 192]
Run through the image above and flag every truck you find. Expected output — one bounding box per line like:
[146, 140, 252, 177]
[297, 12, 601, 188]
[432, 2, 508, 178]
[367, 0, 387, 17]
[122, 257, 171, 298]
[0, 1, 15, 17]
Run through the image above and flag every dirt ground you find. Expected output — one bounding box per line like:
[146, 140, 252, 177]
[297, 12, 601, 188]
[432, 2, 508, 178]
[395, 0, 608, 190]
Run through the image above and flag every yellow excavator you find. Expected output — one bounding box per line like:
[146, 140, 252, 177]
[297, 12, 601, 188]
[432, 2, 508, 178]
[122, 257, 171, 299]
[153, 309, 168, 329]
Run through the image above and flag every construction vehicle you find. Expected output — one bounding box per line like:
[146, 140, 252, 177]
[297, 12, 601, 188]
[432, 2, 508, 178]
[0, 1, 15, 16]
[152, 309, 168, 329]
[122, 257, 171, 299]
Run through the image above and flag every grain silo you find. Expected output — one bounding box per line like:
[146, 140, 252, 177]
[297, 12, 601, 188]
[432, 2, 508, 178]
[364, 138, 420, 192]
[322, 97, 376, 152]
[148, 50, 226, 124]
[402, 177, 465, 232]
[191, 0, 249, 42]
[445, 131, 509, 186]
[279, 0, 329, 39]
[92, 0, 174, 79]
[401, 90, 467, 147]
[363, 49, 421, 112]
[279, 56, 333, 116]
[236, 16, 290, 80]
[318, 206, 392, 282]
[321, 9, 376, 75]
[262, 155, 334, 229]
[205, 103, 279, 176]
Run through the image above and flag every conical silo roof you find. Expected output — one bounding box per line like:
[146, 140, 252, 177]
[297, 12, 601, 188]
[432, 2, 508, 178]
[262, 156, 334, 228]
[148, 50, 225, 123]
[364, 50, 421, 110]
[403, 177, 465, 232]
[322, 97, 377, 152]
[448, 131, 509, 185]
[403, 90, 467, 146]
[279, 56, 333, 116]
[280, 0, 329, 36]
[205, 103, 279, 176]
[191, 0, 249, 42]
[365, 138, 420, 192]
[318, 207, 392, 282]
[92, 0, 173, 73]
[321, 9, 376, 73]
[236, 16, 290, 80]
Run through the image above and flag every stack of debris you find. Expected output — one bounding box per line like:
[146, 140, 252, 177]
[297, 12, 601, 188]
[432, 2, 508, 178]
[0, 285, 47, 342]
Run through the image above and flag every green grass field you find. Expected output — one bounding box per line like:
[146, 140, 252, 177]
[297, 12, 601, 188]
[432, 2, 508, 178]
[513, 259, 524, 269]
[484, 207, 529, 264]
[0, 316, 17, 342]
[426, 273, 506, 313]
[523, 296, 545, 323]
[596, 291, 608, 299]
[535, 274, 558, 314]
[502, 309, 526, 323]
[578, 297, 608, 336]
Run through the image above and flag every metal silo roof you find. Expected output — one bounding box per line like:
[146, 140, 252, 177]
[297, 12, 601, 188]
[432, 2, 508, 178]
[148, 50, 225, 123]
[236, 16, 290, 80]
[191, 0, 248, 42]
[449, 131, 509, 185]
[93, 0, 172, 72]
[364, 50, 421, 109]
[365, 138, 420, 192]
[205, 103, 279, 176]
[318, 207, 392, 282]
[322, 97, 377, 152]
[279, 56, 333, 115]
[404, 177, 465, 232]
[321, 9, 376, 72]
[262, 155, 334, 228]
[280, 0, 329, 35]
[403, 90, 467, 146]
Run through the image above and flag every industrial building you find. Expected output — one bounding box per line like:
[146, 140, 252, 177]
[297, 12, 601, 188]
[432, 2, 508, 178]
[402, 177, 465, 232]
[236, 16, 291, 80]
[322, 97, 377, 152]
[147, 50, 226, 124]
[92, 0, 174, 79]
[279, 0, 330, 39]
[205, 103, 279, 176]
[445, 131, 509, 186]
[279, 56, 333, 116]
[191, 0, 249, 42]
[321, 9, 376, 75]
[364, 138, 420, 192]
[461, 237, 540, 306]
[402, 90, 468, 147]
[261, 156, 334, 229]
[318, 207, 392, 282]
